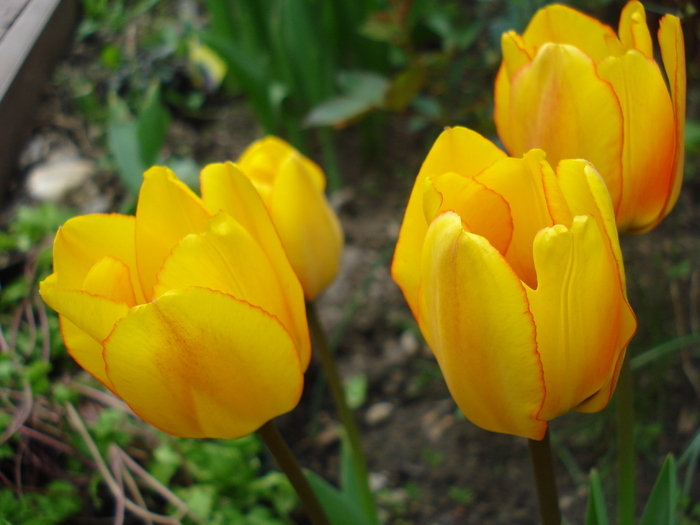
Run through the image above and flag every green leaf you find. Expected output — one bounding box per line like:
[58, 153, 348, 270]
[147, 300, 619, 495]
[640, 455, 678, 525]
[584, 469, 609, 525]
[305, 470, 372, 525]
[107, 92, 147, 195]
[137, 81, 171, 167]
[305, 97, 374, 128]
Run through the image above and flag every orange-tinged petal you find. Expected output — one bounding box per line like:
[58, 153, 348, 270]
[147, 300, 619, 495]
[523, 4, 618, 63]
[556, 160, 626, 288]
[618, 1, 652, 58]
[200, 162, 310, 361]
[419, 211, 545, 440]
[53, 214, 144, 303]
[392, 127, 506, 317]
[135, 166, 210, 300]
[424, 172, 512, 257]
[154, 213, 310, 370]
[475, 150, 553, 289]
[83, 257, 137, 307]
[501, 31, 533, 80]
[526, 216, 626, 420]
[40, 285, 129, 344]
[269, 154, 343, 300]
[658, 14, 686, 225]
[59, 316, 114, 390]
[597, 51, 676, 233]
[104, 287, 304, 439]
[507, 44, 624, 212]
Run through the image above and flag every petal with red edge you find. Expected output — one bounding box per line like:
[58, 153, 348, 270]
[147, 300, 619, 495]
[523, 4, 618, 63]
[597, 51, 676, 233]
[618, 1, 652, 58]
[526, 217, 627, 420]
[419, 211, 545, 440]
[135, 166, 210, 300]
[392, 127, 506, 318]
[83, 257, 137, 307]
[59, 316, 113, 390]
[507, 44, 624, 213]
[53, 214, 143, 303]
[104, 287, 304, 439]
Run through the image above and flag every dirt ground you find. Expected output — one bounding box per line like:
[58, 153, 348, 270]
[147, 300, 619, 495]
[5, 19, 700, 524]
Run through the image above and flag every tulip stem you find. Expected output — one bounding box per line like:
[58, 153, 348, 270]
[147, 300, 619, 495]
[616, 352, 635, 525]
[257, 421, 331, 525]
[528, 430, 562, 525]
[306, 301, 378, 524]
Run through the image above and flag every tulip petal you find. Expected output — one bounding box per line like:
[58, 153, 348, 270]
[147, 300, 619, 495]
[392, 127, 506, 317]
[59, 316, 113, 390]
[424, 172, 512, 257]
[507, 44, 624, 212]
[237, 136, 326, 204]
[526, 217, 628, 420]
[618, 1, 652, 58]
[597, 51, 676, 233]
[135, 167, 210, 300]
[83, 257, 137, 307]
[53, 214, 144, 303]
[658, 14, 686, 225]
[40, 281, 129, 345]
[496, 32, 533, 153]
[501, 31, 533, 80]
[268, 155, 343, 300]
[523, 4, 618, 63]
[474, 150, 553, 289]
[420, 211, 545, 440]
[200, 162, 310, 364]
[154, 213, 310, 370]
[104, 287, 304, 439]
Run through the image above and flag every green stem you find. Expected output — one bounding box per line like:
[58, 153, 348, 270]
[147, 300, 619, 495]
[616, 352, 635, 525]
[528, 430, 562, 525]
[306, 301, 378, 524]
[257, 421, 331, 525]
[319, 128, 342, 192]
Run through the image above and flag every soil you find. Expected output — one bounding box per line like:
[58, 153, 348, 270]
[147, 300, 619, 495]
[4, 8, 700, 525]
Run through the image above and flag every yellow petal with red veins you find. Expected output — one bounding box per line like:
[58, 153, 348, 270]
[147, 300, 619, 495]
[104, 287, 304, 439]
[597, 51, 676, 233]
[269, 155, 343, 300]
[526, 217, 626, 420]
[154, 213, 310, 370]
[53, 214, 143, 303]
[523, 4, 618, 63]
[508, 44, 624, 212]
[424, 172, 512, 257]
[475, 150, 552, 289]
[392, 127, 505, 317]
[419, 211, 545, 440]
[135, 166, 210, 300]
[618, 1, 652, 58]
[658, 14, 686, 223]
[59, 316, 114, 390]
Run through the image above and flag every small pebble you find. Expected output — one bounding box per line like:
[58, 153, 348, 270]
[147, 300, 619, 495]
[365, 402, 394, 426]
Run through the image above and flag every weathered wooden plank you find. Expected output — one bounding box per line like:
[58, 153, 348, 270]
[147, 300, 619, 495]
[0, 0, 78, 202]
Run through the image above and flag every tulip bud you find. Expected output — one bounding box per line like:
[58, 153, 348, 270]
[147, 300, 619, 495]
[495, 1, 685, 234]
[392, 127, 636, 439]
[237, 136, 344, 300]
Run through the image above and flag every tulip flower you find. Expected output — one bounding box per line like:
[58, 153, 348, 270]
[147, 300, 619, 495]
[494, 1, 685, 234]
[237, 136, 344, 300]
[392, 127, 636, 440]
[40, 164, 311, 439]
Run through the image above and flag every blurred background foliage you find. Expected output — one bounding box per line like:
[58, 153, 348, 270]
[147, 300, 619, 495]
[2, 0, 700, 523]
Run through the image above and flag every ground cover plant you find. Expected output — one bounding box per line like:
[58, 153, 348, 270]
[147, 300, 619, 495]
[1, 0, 700, 523]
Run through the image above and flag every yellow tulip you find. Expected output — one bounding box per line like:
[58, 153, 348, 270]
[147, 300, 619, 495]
[40, 164, 311, 439]
[392, 127, 636, 439]
[495, 1, 685, 234]
[237, 136, 344, 300]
